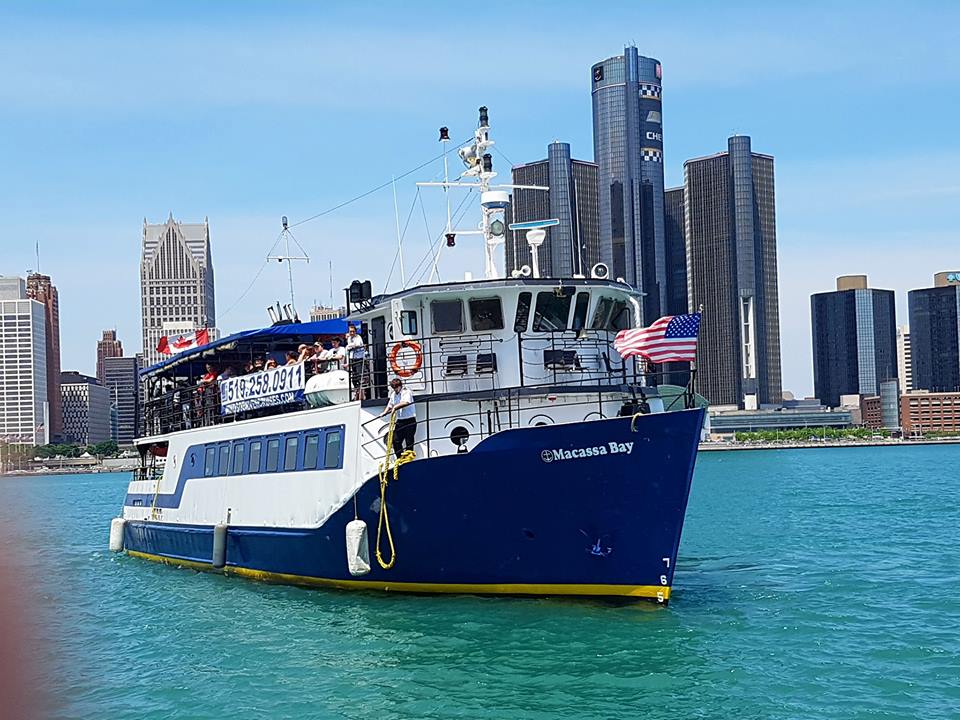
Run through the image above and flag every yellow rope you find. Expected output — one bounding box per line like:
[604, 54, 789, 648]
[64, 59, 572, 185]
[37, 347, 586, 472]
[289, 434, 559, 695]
[375, 411, 415, 570]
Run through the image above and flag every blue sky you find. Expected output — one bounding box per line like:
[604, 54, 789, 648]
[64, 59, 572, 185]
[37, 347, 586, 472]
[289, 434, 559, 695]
[1, 1, 958, 396]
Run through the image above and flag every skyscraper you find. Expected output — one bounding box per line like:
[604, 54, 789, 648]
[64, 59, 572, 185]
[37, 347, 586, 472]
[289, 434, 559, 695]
[506, 142, 600, 278]
[26, 273, 62, 440]
[908, 272, 960, 393]
[96, 329, 123, 383]
[60, 371, 111, 445]
[591, 47, 670, 322]
[0, 276, 48, 445]
[684, 136, 782, 409]
[102, 355, 140, 445]
[810, 275, 897, 408]
[141, 214, 216, 368]
[897, 325, 913, 393]
[663, 187, 687, 315]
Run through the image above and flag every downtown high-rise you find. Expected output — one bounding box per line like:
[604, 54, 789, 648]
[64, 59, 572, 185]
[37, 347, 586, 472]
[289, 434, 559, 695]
[684, 135, 782, 409]
[141, 214, 216, 368]
[0, 276, 48, 445]
[908, 271, 960, 393]
[26, 273, 63, 440]
[506, 142, 600, 278]
[96, 329, 123, 384]
[810, 275, 897, 408]
[591, 47, 676, 323]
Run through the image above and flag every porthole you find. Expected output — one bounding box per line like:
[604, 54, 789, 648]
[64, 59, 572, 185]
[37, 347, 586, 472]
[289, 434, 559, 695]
[450, 426, 470, 451]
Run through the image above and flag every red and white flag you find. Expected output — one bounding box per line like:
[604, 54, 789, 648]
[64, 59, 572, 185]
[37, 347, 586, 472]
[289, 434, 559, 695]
[156, 328, 210, 355]
[614, 313, 701, 364]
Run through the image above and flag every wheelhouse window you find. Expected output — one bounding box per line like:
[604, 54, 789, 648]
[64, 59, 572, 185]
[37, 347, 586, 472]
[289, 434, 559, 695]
[431, 299, 463, 334]
[468, 298, 504, 331]
[590, 297, 614, 329]
[532, 291, 572, 332]
[399, 310, 418, 336]
[232, 443, 245, 475]
[218, 444, 231, 476]
[248, 440, 262, 474]
[284, 436, 299, 471]
[514, 292, 532, 333]
[303, 433, 320, 470]
[204, 446, 216, 477]
[265, 438, 280, 472]
[609, 300, 632, 330]
[571, 292, 590, 331]
[324, 430, 342, 469]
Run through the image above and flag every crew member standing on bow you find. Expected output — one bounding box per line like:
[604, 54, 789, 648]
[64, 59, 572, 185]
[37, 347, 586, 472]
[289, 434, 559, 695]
[380, 377, 417, 459]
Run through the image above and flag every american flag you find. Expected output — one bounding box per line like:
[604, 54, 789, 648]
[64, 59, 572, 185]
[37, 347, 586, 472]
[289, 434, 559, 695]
[614, 313, 701, 363]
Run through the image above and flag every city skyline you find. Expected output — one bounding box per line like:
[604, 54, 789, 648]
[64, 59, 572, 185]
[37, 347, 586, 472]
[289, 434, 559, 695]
[2, 1, 958, 396]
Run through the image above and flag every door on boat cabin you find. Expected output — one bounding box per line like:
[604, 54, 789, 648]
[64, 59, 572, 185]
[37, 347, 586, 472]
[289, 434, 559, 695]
[369, 316, 388, 399]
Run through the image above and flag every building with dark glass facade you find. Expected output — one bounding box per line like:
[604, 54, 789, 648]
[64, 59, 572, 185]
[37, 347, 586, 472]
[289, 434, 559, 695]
[663, 187, 687, 315]
[102, 355, 140, 445]
[506, 142, 599, 278]
[810, 275, 897, 408]
[684, 136, 782, 409]
[908, 272, 960, 393]
[591, 47, 672, 323]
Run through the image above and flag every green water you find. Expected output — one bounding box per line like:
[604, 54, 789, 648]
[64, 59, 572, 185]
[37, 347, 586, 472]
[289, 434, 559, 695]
[1, 446, 958, 719]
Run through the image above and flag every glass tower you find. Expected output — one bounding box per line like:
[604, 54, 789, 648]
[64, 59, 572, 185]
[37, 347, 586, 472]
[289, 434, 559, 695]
[908, 282, 960, 392]
[591, 47, 668, 323]
[684, 136, 782, 409]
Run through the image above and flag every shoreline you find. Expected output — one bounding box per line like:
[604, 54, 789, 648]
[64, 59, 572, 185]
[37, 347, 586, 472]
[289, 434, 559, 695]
[699, 437, 960, 452]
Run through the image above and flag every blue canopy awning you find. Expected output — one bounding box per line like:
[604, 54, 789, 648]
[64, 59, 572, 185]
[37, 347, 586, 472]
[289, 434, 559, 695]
[141, 318, 352, 377]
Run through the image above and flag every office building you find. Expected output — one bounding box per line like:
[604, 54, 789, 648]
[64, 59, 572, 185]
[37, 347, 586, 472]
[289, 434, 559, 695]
[908, 272, 960, 393]
[0, 277, 48, 445]
[506, 142, 600, 279]
[96, 329, 123, 383]
[591, 47, 672, 321]
[663, 187, 687, 315]
[141, 214, 216, 368]
[26, 273, 62, 440]
[60, 371, 111, 445]
[810, 275, 897, 408]
[896, 326, 912, 393]
[684, 136, 782, 409]
[900, 390, 960, 436]
[102, 355, 140, 445]
[309, 305, 346, 322]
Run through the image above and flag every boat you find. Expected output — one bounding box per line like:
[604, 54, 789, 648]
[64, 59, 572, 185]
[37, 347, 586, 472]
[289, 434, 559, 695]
[111, 107, 706, 603]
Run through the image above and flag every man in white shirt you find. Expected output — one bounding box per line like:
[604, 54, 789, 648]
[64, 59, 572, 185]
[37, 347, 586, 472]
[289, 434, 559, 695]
[345, 325, 367, 398]
[380, 377, 417, 458]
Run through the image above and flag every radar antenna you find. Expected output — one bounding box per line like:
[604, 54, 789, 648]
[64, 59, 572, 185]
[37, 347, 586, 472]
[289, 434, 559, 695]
[267, 215, 310, 311]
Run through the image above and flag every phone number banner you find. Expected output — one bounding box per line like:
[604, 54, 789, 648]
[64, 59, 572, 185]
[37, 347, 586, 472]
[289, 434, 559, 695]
[219, 363, 306, 415]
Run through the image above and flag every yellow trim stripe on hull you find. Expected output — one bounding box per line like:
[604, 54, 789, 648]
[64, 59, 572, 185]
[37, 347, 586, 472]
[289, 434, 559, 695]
[126, 550, 671, 600]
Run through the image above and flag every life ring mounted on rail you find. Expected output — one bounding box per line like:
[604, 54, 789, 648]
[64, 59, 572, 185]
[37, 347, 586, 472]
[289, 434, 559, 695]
[389, 340, 423, 378]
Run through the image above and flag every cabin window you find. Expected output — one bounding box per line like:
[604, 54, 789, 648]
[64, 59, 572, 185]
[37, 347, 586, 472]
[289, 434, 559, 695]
[609, 300, 632, 330]
[431, 299, 463, 334]
[284, 436, 299, 471]
[265, 438, 280, 472]
[399, 310, 418, 336]
[232, 443, 246, 475]
[324, 430, 342, 469]
[204, 446, 216, 477]
[469, 298, 504, 331]
[532, 291, 572, 332]
[248, 440, 262, 474]
[591, 297, 614, 329]
[571, 292, 590, 331]
[218, 444, 231, 476]
[514, 291, 532, 333]
[303, 433, 320, 470]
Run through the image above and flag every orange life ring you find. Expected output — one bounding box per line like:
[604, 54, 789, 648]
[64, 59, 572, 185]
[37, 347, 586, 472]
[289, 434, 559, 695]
[389, 340, 423, 378]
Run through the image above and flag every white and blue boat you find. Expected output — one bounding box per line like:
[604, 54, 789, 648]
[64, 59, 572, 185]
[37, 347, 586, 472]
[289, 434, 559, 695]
[112, 108, 706, 602]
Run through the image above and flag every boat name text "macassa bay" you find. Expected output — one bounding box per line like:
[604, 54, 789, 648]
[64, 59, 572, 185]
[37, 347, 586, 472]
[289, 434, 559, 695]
[540, 442, 634, 463]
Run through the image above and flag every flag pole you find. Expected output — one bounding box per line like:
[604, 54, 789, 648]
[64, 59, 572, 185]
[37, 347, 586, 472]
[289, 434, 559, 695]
[686, 305, 703, 409]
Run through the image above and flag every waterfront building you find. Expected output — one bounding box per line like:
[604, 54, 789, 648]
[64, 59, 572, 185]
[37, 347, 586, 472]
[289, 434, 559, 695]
[897, 325, 913, 393]
[506, 142, 600, 279]
[908, 272, 960, 393]
[900, 390, 960, 436]
[309, 305, 346, 322]
[102, 355, 140, 445]
[861, 380, 901, 430]
[0, 276, 48, 445]
[708, 407, 853, 435]
[60, 371, 111, 445]
[810, 275, 897, 408]
[141, 214, 216, 368]
[591, 47, 671, 321]
[26, 273, 62, 440]
[684, 136, 782, 409]
[96, 329, 123, 383]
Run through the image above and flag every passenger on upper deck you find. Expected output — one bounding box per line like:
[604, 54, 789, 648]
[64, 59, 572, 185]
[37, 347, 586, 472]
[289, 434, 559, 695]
[346, 325, 367, 398]
[265, 358, 278, 370]
[326, 336, 346, 371]
[284, 351, 299, 366]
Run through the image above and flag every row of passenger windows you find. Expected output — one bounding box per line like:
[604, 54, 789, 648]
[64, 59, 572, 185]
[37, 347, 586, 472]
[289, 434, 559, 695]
[201, 428, 343, 477]
[426, 292, 632, 335]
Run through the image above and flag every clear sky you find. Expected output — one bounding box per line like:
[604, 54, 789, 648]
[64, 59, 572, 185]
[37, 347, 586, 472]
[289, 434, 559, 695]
[1, 0, 958, 396]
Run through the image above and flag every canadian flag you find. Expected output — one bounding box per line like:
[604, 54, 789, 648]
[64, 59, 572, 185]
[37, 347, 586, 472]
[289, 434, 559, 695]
[156, 328, 210, 355]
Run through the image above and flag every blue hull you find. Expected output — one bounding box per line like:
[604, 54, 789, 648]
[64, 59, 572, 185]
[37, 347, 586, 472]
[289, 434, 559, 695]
[124, 408, 704, 601]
